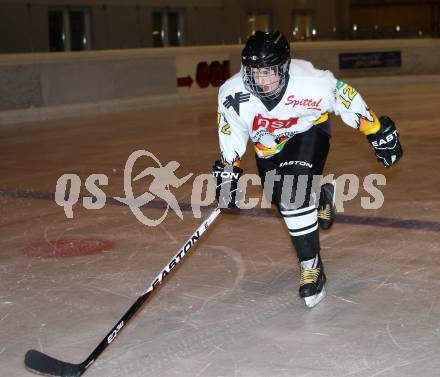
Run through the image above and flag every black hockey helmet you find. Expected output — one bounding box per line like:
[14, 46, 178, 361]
[241, 31, 290, 100]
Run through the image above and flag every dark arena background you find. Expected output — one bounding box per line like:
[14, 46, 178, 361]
[1, 1, 440, 376]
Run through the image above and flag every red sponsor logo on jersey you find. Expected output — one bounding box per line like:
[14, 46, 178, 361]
[284, 95, 322, 110]
[252, 114, 298, 132]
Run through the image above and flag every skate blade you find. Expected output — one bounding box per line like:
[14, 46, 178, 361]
[304, 289, 326, 308]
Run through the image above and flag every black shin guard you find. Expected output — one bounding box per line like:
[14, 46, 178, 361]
[291, 229, 320, 262]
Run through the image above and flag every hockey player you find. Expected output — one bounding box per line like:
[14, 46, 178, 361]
[212, 31, 402, 308]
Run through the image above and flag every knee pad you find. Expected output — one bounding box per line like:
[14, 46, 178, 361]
[273, 173, 320, 211]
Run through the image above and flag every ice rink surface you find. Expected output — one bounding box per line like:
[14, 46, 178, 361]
[1, 76, 440, 377]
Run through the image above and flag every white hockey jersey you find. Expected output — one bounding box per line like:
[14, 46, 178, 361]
[217, 59, 378, 164]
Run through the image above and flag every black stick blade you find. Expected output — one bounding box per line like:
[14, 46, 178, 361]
[24, 350, 85, 377]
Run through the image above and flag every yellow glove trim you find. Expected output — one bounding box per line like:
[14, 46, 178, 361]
[359, 111, 381, 135]
[220, 157, 241, 167]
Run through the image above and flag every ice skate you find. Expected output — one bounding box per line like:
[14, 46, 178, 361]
[299, 255, 326, 308]
[318, 181, 336, 230]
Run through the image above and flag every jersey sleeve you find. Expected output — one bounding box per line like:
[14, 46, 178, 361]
[217, 93, 249, 165]
[325, 72, 381, 135]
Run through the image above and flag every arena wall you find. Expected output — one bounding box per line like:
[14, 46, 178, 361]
[1, 38, 439, 124]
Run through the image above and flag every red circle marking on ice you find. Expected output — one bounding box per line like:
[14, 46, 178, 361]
[23, 239, 114, 258]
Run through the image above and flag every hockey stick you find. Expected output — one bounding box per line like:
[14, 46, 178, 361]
[24, 207, 222, 377]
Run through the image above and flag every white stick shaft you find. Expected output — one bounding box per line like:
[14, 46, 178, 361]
[144, 208, 221, 294]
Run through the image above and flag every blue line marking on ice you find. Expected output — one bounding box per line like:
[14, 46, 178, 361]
[1, 189, 439, 232]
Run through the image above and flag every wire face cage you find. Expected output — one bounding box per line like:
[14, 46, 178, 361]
[241, 60, 289, 100]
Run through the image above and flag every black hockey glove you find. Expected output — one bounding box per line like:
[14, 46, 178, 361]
[367, 116, 403, 167]
[212, 160, 243, 209]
